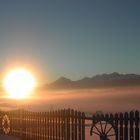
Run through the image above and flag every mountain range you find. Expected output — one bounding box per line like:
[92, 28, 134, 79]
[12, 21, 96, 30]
[44, 72, 140, 90]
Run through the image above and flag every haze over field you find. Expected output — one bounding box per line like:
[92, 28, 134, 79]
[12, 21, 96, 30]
[0, 86, 140, 113]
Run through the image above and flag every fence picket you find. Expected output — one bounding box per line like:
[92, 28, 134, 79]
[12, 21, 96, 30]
[82, 112, 85, 140]
[135, 111, 139, 140]
[75, 111, 78, 140]
[120, 113, 123, 140]
[124, 112, 128, 140]
[130, 111, 134, 140]
[115, 113, 118, 140]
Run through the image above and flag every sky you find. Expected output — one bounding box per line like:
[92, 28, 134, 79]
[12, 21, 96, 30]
[0, 0, 140, 84]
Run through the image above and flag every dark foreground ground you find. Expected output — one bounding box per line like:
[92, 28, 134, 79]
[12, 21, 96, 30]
[0, 135, 21, 140]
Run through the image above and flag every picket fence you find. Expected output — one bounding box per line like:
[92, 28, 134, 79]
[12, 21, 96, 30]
[0, 109, 85, 140]
[0, 109, 140, 140]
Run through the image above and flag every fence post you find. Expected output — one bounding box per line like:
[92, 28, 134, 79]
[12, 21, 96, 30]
[63, 109, 66, 140]
[130, 111, 134, 140]
[78, 111, 82, 140]
[124, 112, 128, 140]
[82, 112, 85, 140]
[75, 111, 78, 140]
[115, 113, 118, 140]
[67, 109, 70, 140]
[52, 111, 54, 140]
[47, 111, 49, 140]
[58, 110, 60, 140]
[135, 111, 139, 140]
[71, 109, 74, 140]
[120, 113, 123, 140]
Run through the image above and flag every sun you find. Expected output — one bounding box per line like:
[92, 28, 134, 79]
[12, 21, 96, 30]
[3, 68, 36, 99]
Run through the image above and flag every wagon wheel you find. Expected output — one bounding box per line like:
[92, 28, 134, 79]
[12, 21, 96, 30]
[90, 120, 116, 140]
[2, 114, 10, 134]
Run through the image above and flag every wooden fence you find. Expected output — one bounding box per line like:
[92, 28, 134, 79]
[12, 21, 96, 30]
[0, 109, 140, 140]
[0, 109, 85, 140]
[88, 110, 140, 140]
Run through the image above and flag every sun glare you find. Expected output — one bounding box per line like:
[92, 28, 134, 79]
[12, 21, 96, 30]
[3, 68, 36, 99]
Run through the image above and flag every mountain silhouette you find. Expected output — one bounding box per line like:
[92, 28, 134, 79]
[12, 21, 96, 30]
[47, 77, 74, 89]
[45, 72, 140, 90]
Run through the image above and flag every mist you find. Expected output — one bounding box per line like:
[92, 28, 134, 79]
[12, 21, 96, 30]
[0, 86, 140, 113]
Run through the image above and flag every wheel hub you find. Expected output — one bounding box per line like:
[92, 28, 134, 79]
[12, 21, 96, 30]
[100, 133, 107, 140]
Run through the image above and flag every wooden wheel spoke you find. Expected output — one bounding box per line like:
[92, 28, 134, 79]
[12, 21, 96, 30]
[104, 121, 108, 133]
[91, 120, 116, 140]
[107, 134, 116, 137]
[92, 131, 100, 136]
[94, 125, 102, 134]
[99, 121, 104, 133]
[106, 126, 113, 135]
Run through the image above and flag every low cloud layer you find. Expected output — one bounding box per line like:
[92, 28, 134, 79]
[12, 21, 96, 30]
[0, 86, 140, 113]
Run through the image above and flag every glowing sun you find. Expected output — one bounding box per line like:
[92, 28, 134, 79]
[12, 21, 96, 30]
[3, 68, 36, 99]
